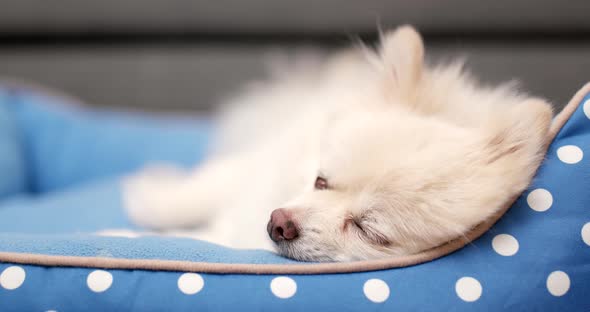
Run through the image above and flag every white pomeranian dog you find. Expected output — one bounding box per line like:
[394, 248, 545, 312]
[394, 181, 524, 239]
[123, 26, 552, 262]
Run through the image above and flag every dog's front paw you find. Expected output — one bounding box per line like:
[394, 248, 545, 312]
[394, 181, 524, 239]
[122, 166, 189, 230]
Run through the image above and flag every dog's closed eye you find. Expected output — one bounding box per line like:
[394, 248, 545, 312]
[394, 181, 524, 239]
[314, 176, 329, 190]
[344, 216, 391, 246]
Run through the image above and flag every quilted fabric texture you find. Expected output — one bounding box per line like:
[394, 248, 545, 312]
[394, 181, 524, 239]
[0, 85, 589, 311]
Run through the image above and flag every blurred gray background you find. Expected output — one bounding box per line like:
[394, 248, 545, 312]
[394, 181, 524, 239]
[0, 0, 589, 112]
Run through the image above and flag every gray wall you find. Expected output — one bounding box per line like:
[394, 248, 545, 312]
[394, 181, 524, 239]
[0, 1, 589, 112]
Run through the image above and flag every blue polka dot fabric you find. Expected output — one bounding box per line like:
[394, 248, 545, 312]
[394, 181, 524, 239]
[1, 84, 589, 311]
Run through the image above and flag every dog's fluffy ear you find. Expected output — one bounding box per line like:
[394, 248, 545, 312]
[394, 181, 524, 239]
[484, 98, 553, 165]
[379, 25, 424, 99]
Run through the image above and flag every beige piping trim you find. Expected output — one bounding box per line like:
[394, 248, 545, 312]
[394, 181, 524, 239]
[1, 82, 589, 275]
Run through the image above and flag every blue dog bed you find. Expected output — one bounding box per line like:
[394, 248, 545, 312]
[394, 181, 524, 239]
[0, 82, 589, 311]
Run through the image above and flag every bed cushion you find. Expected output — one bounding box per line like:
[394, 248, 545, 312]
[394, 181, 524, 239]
[0, 83, 589, 311]
[0, 88, 27, 198]
[0, 82, 212, 193]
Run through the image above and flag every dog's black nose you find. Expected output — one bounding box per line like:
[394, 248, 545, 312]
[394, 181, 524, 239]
[268, 208, 299, 242]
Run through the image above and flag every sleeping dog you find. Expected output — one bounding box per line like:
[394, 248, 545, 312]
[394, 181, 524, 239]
[123, 26, 552, 262]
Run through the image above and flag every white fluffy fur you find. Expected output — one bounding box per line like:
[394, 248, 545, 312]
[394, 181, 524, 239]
[123, 26, 553, 262]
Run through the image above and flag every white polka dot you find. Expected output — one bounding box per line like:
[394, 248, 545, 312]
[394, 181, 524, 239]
[547, 271, 570, 296]
[492, 234, 519, 256]
[0, 266, 26, 290]
[527, 188, 553, 212]
[177, 273, 204, 295]
[583, 99, 590, 120]
[455, 277, 482, 302]
[557, 145, 583, 164]
[270, 276, 297, 299]
[86, 270, 113, 293]
[582, 222, 590, 246]
[363, 278, 390, 303]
